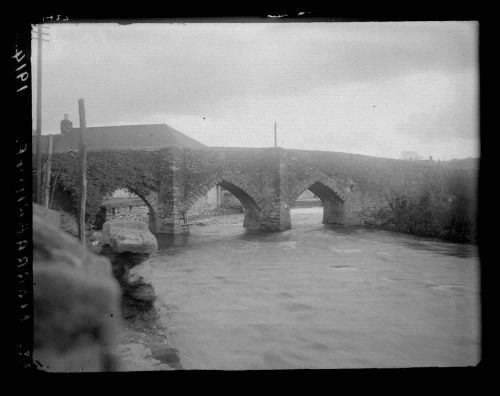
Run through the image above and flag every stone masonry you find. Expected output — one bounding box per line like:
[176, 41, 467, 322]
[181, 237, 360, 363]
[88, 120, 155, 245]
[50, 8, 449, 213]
[125, 147, 385, 235]
[51, 146, 406, 236]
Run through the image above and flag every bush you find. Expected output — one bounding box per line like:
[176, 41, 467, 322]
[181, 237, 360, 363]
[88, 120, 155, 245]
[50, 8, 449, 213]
[386, 168, 476, 242]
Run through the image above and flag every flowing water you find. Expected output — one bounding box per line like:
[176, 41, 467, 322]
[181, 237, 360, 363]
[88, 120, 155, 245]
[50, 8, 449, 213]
[146, 207, 480, 369]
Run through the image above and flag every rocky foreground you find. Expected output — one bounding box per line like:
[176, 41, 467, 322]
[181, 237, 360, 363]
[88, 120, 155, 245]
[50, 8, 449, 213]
[33, 204, 181, 371]
[99, 219, 181, 370]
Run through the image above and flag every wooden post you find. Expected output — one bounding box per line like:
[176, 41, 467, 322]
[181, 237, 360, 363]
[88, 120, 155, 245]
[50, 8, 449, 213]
[49, 168, 61, 209]
[35, 24, 43, 203]
[42, 134, 53, 208]
[78, 99, 87, 245]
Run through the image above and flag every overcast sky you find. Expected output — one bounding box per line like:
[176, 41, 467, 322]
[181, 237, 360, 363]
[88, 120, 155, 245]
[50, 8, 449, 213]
[32, 21, 478, 160]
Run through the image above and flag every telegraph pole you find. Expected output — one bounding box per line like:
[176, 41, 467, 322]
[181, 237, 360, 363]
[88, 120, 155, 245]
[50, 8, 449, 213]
[42, 134, 53, 208]
[78, 98, 88, 245]
[35, 25, 42, 204]
[32, 24, 49, 204]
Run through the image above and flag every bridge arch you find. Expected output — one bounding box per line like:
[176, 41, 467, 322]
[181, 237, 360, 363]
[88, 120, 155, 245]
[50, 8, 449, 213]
[49, 181, 159, 235]
[97, 185, 159, 233]
[289, 171, 348, 225]
[182, 173, 262, 230]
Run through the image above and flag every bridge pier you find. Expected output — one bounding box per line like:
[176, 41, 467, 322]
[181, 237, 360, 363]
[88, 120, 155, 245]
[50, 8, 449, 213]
[257, 203, 292, 232]
[278, 205, 292, 231]
[158, 220, 190, 235]
[155, 149, 192, 236]
[263, 148, 292, 232]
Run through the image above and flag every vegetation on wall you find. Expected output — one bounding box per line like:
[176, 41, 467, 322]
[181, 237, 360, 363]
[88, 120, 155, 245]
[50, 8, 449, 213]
[35, 150, 163, 228]
[382, 165, 477, 242]
[288, 150, 478, 242]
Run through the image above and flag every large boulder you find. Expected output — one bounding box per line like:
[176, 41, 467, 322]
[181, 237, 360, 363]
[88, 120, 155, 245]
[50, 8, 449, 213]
[102, 220, 157, 254]
[33, 208, 122, 372]
[127, 263, 156, 304]
[100, 220, 158, 323]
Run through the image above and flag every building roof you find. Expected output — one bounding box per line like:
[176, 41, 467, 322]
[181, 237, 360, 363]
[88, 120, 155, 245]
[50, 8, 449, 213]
[32, 123, 206, 153]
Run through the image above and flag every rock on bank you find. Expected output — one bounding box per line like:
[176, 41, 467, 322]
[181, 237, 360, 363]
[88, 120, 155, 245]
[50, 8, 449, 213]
[33, 204, 122, 372]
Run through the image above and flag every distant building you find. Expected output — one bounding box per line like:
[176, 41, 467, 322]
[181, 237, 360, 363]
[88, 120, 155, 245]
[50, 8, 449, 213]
[60, 113, 73, 134]
[400, 151, 420, 161]
[33, 114, 206, 153]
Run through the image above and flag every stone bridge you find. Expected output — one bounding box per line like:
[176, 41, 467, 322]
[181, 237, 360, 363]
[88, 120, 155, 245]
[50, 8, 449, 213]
[104, 147, 391, 235]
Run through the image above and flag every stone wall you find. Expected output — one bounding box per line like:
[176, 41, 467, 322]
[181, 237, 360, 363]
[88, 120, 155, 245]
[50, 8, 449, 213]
[106, 205, 150, 224]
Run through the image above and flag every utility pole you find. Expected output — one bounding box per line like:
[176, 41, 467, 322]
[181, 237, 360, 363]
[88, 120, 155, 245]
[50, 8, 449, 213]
[274, 121, 277, 148]
[42, 134, 53, 208]
[32, 24, 49, 204]
[78, 98, 88, 245]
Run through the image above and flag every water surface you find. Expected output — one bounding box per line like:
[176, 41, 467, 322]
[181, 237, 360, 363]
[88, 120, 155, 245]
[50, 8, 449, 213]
[149, 207, 480, 369]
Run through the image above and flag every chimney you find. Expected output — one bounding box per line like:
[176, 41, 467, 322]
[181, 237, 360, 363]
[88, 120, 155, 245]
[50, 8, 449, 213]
[60, 114, 73, 134]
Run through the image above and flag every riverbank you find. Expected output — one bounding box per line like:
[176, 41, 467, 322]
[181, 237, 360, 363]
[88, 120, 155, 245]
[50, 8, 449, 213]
[90, 228, 184, 371]
[117, 300, 182, 371]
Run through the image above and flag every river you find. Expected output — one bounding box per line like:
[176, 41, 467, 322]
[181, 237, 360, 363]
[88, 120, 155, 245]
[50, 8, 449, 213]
[139, 207, 480, 369]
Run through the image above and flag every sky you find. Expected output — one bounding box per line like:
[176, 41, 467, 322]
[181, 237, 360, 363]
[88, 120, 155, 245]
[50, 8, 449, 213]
[32, 21, 479, 160]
